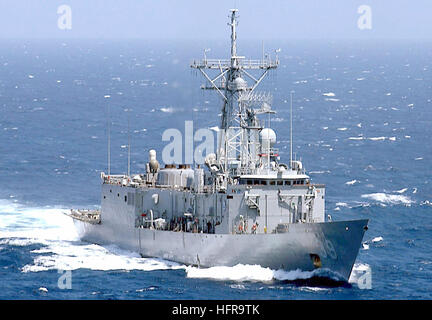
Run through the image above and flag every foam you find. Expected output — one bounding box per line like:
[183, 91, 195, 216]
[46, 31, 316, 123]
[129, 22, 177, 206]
[345, 180, 358, 185]
[361, 193, 413, 205]
[22, 243, 184, 273]
[371, 236, 383, 243]
[0, 200, 78, 242]
[160, 107, 175, 113]
[335, 202, 349, 207]
[368, 137, 386, 141]
[0, 199, 183, 273]
[185, 264, 340, 282]
[362, 243, 370, 250]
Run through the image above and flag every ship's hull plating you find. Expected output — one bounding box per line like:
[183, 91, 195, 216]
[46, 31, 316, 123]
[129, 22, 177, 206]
[73, 218, 368, 282]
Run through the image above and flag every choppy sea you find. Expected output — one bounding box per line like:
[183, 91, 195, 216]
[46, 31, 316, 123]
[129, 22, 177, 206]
[0, 39, 431, 299]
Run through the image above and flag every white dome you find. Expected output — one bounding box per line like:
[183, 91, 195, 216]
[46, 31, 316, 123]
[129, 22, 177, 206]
[229, 77, 248, 91]
[260, 128, 276, 146]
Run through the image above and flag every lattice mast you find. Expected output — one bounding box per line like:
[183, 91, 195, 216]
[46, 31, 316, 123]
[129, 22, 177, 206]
[191, 9, 278, 179]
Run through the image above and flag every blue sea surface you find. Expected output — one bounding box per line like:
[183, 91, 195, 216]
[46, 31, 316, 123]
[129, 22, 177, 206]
[0, 39, 431, 299]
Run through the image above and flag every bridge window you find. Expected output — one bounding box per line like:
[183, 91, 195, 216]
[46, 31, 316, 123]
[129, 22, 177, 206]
[269, 180, 275, 185]
[277, 180, 283, 186]
[261, 180, 267, 185]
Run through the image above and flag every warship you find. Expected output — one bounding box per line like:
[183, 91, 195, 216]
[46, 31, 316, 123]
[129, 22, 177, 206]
[68, 9, 368, 282]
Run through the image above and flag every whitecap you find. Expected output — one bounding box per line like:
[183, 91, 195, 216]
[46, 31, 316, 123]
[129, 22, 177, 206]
[371, 236, 383, 243]
[361, 193, 413, 205]
[368, 137, 386, 141]
[394, 188, 407, 194]
[230, 284, 246, 290]
[160, 107, 175, 113]
[337, 127, 348, 131]
[322, 92, 335, 97]
[335, 202, 348, 207]
[345, 180, 358, 185]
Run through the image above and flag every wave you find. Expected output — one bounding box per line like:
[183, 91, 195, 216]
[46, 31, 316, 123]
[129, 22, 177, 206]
[185, 264, 342, 282]
[361, 193, 414, 205]
[22, 243, 183, 273]
[394, 188, 408, 194]
[371, 236, 383, 243]
[345, 180, 358, 185]
[322, 92, 335, 97]
[187, 263, 369, 285]
[335, 202, 349, 207]
[159, 107, 175, 113]
[0, 199, 183, 273]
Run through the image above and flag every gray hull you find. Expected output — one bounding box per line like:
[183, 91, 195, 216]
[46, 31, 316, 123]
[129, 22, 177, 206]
[74, 218, 368, 281]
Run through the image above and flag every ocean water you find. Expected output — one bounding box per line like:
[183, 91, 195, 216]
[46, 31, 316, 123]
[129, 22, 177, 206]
[0, 39, 431, 299]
